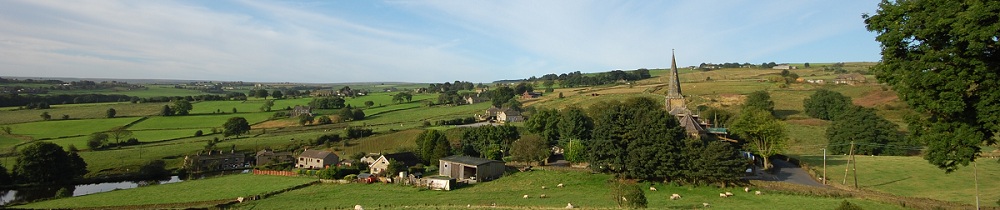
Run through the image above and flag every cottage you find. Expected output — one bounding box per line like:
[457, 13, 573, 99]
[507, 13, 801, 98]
[255, 149, 294, 167]
[310, 89, 335, 97]
[521, 91, 542, 99]
[478, 107, 523, 123]
[290, 105, 312, 117]
[834, 73, 867, 85]
[184, 150, 248, 173]
[296, 149, 339, 169]
[772, 64, 796, 70]
[369, 152, 422, 175]
[464, 95, 486, 105]
[439, 155, 505, 183]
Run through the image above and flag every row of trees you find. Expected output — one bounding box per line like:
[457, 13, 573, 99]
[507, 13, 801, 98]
[803, 89, 915, 155]
[523, 69, 651, 88]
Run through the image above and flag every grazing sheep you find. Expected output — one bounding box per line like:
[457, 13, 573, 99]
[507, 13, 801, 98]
[669, 194, 681, 200]
[523, 194, 529, 199]
[236, 197, 244, 203]
[557, 183, 564, 188]
[542, 186, 547, 189]
[744, 187, 750, 192]
[703, 203, 711, 207]
[354, 205, 364, 210]
[622, 196, 627, 201]
[566, 203, 575, 209]
[725, 192, 734, 196]
[540, 194, 547, 198]
[649, 186, 657, 191]
[719, 193, 728, 198]
[755, 191, 763, 195]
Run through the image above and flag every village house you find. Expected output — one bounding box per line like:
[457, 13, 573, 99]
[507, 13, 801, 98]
[834, 73, 867, 85]
[255, 149, 294, 167]
[183, 150, 248, 173]
[290, 105, 312, 117]
[464, 95, 486, 105]
[296, 149, 339, 169]
[477, 107, 523, 123]
[772, 64, 797, 70]
[439, 155, 505, 183]
[368, 152, 422, 175]
[310, 89, 335, 97]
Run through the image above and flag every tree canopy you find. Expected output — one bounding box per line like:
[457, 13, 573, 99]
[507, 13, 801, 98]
[730, 108, 786, 170]
[743, 90, 775, 115]
[223, 117, 251, 137]
[803, 89, 852, 120]
[865, 0, 1000, 172]
[827, 106, 912, 156]
[14, 142, 87, 184]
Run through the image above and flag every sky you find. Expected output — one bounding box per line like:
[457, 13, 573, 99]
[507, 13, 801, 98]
[0, 0, 882, 83]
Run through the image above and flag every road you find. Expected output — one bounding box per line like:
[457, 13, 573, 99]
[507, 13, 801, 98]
[768, 159, 826, 188]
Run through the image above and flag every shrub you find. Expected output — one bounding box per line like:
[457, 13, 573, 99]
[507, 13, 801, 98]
[610, 179, 646, 208]
[835, 200, 863, 210]
[194, 130, 204, 137]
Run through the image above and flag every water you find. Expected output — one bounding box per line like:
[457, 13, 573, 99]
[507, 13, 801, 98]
[0, 176, 183, 206]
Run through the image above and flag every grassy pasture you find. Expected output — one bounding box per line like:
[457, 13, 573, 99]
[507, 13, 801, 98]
[7, 117, 141, 140]
[42, 85, 214, 98]
[239, 169, 903, 209]
[16, 174, 317, 209]
[0, 102, 165, 125]
[332, 129, 422, 157]
[796, 155, 1000, 207]
[129, 113, 272, 130]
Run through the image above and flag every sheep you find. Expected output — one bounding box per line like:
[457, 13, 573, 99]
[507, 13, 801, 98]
[540, 194, 547, 198]
[523, 194, 530, 199]
[755, 191, 763, 195]
[703, 203, 711, 207]
[542, 186, 547, 189]
[557, 183, 564, 188]
[669, 193, 681, 200]
[566, 203, 575, 209]
[649, 186, 657, 191]
[720, 193, 728, 198]
[236, 197, 244, 203]
[725, 192, 734, 197]
[354, 205, 364, 210]
[744, 187, 750, 192]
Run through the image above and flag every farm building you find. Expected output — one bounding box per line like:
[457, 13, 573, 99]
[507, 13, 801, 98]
[478, 107, 523, 123]
[290, 105, 312, 117]
[834, 73, 867, 85]
[255, 149, 294, 167]
[183, 150, 248, 173]
[521, 91, 542, 99]
[439, 155, 505, 183]
[296, 149, 339, 169]
[369, 152, 422, 175]
[464, 95, 486, 104]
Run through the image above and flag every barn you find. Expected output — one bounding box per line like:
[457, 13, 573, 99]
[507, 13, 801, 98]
[439, 155, 505, 183]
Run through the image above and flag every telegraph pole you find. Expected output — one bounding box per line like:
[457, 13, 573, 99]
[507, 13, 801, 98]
[975, 161, 980, 209]
[851, 141, 858, 189]
[843, 141, 855, 185]
[823, 148, 827, 185]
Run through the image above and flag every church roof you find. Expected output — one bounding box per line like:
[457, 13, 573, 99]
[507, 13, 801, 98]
[678, 114, 705, 134]
[666, 50, 683, 99]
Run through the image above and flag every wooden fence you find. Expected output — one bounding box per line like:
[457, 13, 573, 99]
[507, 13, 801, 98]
[253, 169, 296, 177]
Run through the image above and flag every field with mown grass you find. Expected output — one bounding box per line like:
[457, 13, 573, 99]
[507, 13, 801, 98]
[795, 155, 1000, 207]
[0, 102, 166, 125]
[237, 169, 904, 209]
[5, 117, 142, 140]
[16, 174, 317, 209]
[40, 85, 215, 98]
[129, 113, 273, 130]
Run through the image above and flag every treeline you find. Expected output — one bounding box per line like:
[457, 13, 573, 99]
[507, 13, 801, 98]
[425, 81, 479, 93]
[804, 89, 918, 155]
[0, 93, 247, 109]
[521, 69, 651, 88]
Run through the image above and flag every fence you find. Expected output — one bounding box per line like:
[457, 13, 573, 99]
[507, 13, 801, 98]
[253, 169, 296, 177]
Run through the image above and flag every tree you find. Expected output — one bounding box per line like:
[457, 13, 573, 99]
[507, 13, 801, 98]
[271, 90, 283, 99]
[316, 115, 333, 125]
[460, 125, 520, 160]
[339, 107, 354, 122]
[256, 89, 269, 99]
[589, 97, 686, 181]
[525, 108, 560, 144]
[558, 106, 593, 140]
[743, 90, 775, 116]
[107, 126, 133, 145]
[827, 106, 909, 155]
[298, 114, 315, 125]
[223, 117, 251, 138]
[835, 200, 864, 210]
[803, 89, 852, 120]
[106, 108, 116, 118]
[864, 0, 1000, 172]
[392, 92, 412, 104]
[489, 86, 517, 108]
[1, 126, 10, 135]
[684, 139, 747, 187]
[87, 132, 108, 150]
[352, 109, 365, 121]
[609, 179, 647, 208]
[563, 138, 587, 163]
[161, 105, 173, 116]
[247, 89, 257, 98]
[511, 135, 550, 165]
[260, 99, 274, 112]
[804, 62, 811, 68]
[40, 112, 51, 121]
[171, 100, 193, 115]
[364, 101, 374, 108]
[0, 163, 11, 185]
[415, 130, 451, 165]
[730, 108, 786, 170]
[232, 107, 237, 113]
[14, 142, 87, 184]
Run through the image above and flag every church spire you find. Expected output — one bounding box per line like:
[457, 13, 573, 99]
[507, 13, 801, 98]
[667, 49, 682, 98]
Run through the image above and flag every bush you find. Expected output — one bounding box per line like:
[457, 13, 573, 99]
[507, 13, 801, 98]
[194, 130, 204, 137]
[610, 179, 646, 208]
[316, 116, 333, 125]
[835, 200, 863, 210]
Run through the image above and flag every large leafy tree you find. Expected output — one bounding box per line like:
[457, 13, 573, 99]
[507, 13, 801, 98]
[589, 97, 686, 181]
[415, 130, 452, 165]
[14, 142, 87, 184]
[460, 125, 520, 160]
[510, 135, 550, 165]
[743, 90, 775, 116]
[171, 100, 193, 115]
[107, 126, 133, 145]
[730, 108, 787, 170]
[558, 106, 593, 140]
[827, 106, 909, 155]
[223, 117, 251, 138]
[865, 0, 999, 171]
[489, 86, 517, 108]
[803, 89, 852, 120]
[525, 108, 560, 144]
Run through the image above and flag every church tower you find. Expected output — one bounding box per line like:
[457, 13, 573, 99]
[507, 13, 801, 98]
[665, 50, 687, 114]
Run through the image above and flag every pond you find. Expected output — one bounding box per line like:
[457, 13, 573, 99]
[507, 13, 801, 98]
[0, 176, 183, 206]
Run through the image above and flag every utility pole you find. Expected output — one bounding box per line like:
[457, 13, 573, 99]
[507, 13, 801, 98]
[975, 161, 980, 210]
[852, 141, 858, 189]
[843, 141, 855, 185]
[823, 148, 827, 185]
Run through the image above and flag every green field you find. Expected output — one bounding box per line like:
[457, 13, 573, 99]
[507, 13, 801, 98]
[7, 117, 142, 140]
[0, 102, 166, 125]
[129, 113, 273, 130]
[238, 169, 903, 209]
[16, 174, 317, 209]
[796, 155, 1000, 207]
[41, 85, 215, 98]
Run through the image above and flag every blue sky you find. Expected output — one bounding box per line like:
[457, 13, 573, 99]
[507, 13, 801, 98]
[0, 0, 881, 83]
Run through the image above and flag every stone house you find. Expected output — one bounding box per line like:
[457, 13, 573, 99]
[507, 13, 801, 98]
[184, 150, 248, 173]
[255, 149, 294, 167]
[296, 149, 339, 169]
[368, 152, 422, 175]
[834, 73, 867, 85]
